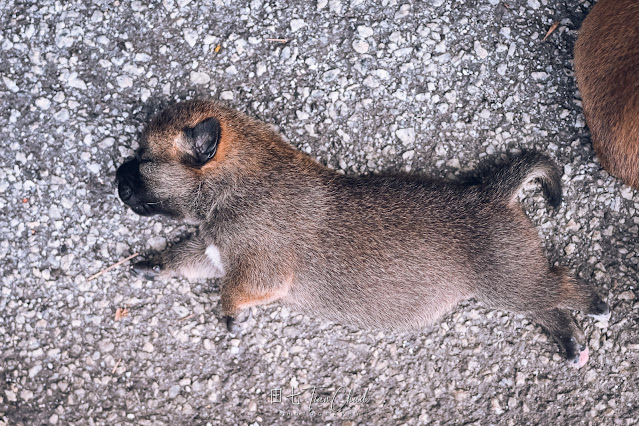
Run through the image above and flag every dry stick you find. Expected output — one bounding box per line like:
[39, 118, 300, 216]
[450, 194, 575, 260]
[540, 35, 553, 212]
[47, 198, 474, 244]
[178, 314, 195, 322]
[112, 358, 122, 375]
[265, 38, 289, 43]
[87, 252, 140, 281]
[543, 22, 560, 41]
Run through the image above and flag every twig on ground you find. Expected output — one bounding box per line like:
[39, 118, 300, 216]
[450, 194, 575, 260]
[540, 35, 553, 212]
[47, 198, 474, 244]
[87, 252, 140, 281]
[544, 22, 560, 41]
[178, 314, 195, 322]
[112, 358, 122, 375]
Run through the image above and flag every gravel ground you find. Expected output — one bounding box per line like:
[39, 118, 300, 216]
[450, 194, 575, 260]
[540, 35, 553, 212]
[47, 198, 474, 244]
[1, 0, 638, 424]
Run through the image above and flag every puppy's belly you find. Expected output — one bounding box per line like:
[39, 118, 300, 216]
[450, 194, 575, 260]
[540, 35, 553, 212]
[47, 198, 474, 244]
[284, 276, 470, 330]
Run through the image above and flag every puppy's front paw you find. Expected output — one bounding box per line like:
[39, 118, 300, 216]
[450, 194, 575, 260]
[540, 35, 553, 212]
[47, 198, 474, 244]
[131, 260, 163, 280]
[588, 299, 611, 326]
[224, 310, 252, 335]
[225, 316, 242, 334]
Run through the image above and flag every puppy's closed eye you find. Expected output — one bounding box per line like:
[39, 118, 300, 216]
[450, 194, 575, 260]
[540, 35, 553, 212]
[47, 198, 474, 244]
[184, 117, 221, 166]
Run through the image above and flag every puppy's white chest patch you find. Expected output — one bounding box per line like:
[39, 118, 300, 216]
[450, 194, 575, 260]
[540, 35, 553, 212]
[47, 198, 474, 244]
[205, 244, 225, 275]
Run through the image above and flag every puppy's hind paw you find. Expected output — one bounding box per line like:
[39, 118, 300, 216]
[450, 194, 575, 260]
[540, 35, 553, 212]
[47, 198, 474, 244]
[569, 346, 589, 369]
[131, 260, 162, 280]
[588, 300, 611, 326]
[590, 312, 611, 327]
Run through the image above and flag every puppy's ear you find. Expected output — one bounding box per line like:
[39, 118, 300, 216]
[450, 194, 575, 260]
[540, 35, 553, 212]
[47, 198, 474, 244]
[184, 117, 221, 165]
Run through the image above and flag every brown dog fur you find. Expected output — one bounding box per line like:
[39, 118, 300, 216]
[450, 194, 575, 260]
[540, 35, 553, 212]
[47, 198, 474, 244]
[116, 100, 609, 367]
[574, 0, 639, 188]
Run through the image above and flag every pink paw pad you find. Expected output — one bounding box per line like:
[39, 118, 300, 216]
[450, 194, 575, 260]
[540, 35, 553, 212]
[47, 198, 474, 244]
[571, 346, 589, 369]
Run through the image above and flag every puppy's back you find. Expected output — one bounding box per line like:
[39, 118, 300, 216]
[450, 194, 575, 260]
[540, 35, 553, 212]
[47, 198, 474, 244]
[574, 0, 639, 188]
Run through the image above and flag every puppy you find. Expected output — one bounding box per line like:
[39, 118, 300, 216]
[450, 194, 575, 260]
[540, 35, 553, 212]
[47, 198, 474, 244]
[116, 100, 609, 368]
[574, 0, 639, 188]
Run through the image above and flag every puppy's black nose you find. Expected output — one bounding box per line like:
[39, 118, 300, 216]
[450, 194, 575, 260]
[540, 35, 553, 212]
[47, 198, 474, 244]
[116, 159, 142, 203]
[118, 182, 133, 201]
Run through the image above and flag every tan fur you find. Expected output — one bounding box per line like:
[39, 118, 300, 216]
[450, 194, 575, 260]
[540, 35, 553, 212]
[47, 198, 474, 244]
[224, 278, 293, 314]
[574, 0, 639, 188]
[116, 100, 609, 366]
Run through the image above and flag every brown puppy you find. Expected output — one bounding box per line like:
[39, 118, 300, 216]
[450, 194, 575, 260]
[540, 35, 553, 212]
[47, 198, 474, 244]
[575, 0, 639, 188]
[115, 100, 609, 368]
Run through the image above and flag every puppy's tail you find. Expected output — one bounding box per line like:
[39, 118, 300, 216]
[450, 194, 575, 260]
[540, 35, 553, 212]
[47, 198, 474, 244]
[485, 152, 562, 208]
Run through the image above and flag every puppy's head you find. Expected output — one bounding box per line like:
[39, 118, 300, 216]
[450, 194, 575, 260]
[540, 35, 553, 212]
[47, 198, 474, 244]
[116, 100, 254, 222]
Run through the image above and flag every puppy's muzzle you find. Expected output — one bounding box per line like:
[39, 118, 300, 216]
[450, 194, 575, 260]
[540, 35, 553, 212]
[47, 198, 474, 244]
[116, 159, 161, 216]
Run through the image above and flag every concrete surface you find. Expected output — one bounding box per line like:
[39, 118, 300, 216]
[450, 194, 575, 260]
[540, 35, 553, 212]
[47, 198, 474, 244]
[1, 0, 638, 424]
